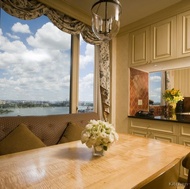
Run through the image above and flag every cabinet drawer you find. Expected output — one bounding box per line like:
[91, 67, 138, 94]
[129, 119, 149, 129]
[129, 129, 147, 138]
[149, 132, 178, 143]
[149, 122, 178, 135]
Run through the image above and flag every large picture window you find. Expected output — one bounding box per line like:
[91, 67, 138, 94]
[0, 9, 96, 117]
[0, 10, 71, 116]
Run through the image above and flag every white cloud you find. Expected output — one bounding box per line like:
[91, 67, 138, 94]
[1, 18, 94, 103]
[26, 22, 71, 50]
[6, 33, 20, 40]
[12, 22, 31, 34]
[149, 87, 161, 103]
[0, 23, 71, 101]
[79, 42, 94, 69]
[0, 31, 27, 53]
[79, 73, 94, 101]
[149, 75, 161, 82]
[155, 87, 161, 92]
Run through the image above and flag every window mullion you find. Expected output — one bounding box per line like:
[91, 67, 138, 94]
[70, 34, 80, 113]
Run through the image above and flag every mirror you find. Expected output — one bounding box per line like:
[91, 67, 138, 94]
[149, 67, 190, 106]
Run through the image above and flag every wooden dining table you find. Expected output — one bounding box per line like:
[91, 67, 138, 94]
[0, 134, 190, 189]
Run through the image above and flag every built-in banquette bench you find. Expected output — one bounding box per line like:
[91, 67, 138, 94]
[0, 112, 99, 155]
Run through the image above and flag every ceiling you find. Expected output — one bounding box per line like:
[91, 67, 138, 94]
[63, 0, 182, 27]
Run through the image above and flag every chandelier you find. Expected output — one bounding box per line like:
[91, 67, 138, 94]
[91, 0, 122, 41]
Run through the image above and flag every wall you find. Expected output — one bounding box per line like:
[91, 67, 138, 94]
[130, 68, 149, 115]
[114, 34, 129, 133]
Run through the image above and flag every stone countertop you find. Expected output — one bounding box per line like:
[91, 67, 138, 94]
[128, 113, 190, 124]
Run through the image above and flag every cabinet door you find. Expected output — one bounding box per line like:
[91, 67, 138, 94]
[129, 27, 150, 66]
[177, 10, 190, 57]
[151, 16, 177, 62]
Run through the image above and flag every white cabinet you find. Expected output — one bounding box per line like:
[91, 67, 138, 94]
[151, 17, 177, 62]
[128, 118, 178, 143]
[129, 27, 150, 66]
[129, 16, 177, 67]
[177, 10, 190, 58]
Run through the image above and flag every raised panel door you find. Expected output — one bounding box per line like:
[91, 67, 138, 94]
[129, 27, 150, 66]
[151, 17, 177, 62]
[177, 10, 190, 57]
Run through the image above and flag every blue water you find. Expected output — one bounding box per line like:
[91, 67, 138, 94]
[0, 107, 70, 117]
[0, 106, 93, 117]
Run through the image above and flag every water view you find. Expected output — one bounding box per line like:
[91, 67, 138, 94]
[0, 106, 93, 117]
[0, 100, 93, 117]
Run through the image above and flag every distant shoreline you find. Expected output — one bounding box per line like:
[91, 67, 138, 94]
[0, 106, 93, 116]
[0, 109, 13, 114]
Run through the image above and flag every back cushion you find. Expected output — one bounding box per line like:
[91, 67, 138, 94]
[0, 123, 46, 155]
[58, 122, 84, 143]
[0, 115, 68, 146]
[0, 112, 99, 146]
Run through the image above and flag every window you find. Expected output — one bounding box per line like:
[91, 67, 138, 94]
[78, 35, 95, 113]
[0, 9, 96, 117]
[149, 71, 162, 105]
[0, 9, 71, 116]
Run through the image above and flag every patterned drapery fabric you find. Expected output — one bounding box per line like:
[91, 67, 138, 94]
[99, 42, 110, 121]
[0, 0, 110, 121]
[0, 0, 47, 19]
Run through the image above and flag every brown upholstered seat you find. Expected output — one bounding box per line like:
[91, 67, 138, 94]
[0, 112, 99, 146]
[182, 153, 190, 189]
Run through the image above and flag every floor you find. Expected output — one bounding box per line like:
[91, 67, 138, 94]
[177, 183, 185, 189]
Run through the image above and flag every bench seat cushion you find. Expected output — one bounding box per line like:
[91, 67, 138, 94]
[0, 123, 46, 155]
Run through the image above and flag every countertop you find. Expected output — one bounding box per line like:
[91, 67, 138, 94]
[128, 113, 190, 124]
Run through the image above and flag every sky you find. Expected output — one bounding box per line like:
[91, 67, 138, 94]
[0, 9, 94, 102]
[149, 71, 162, 104]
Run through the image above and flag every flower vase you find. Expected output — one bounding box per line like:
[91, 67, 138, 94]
[168, 102, 177, 114]
[93, 146, 104, 157]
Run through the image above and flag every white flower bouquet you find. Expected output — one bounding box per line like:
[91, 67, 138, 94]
[81, 120, 119, 152]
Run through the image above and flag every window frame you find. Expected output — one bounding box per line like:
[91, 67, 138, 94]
[70, 34, 98, 114]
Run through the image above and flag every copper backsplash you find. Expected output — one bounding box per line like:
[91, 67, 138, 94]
[130, 68, 149, 115]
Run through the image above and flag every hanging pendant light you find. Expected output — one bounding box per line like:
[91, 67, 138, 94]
[91, 0, 122, 41]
